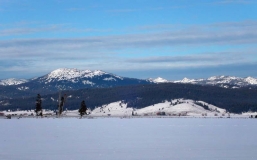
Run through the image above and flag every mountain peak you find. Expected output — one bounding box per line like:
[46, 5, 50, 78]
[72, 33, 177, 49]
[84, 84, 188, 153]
[174, 77, 197, 84]
[33, 68, 147, 88]
[46, 68, 89, 80]
[44, 68, 109, 81]
[245, 76, 257, 85]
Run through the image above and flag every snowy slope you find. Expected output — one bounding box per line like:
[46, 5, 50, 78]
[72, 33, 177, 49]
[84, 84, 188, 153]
[134, 99, 226, 116]
[89, 99, 226, 117]
[0, 78, 28, 86]
[91, 101, 133, 116]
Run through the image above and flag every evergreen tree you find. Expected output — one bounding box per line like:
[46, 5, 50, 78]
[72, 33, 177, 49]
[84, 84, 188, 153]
[35, 94, 43, 117]
[79, 100, 87, 118]
[59, 96, 64, 116]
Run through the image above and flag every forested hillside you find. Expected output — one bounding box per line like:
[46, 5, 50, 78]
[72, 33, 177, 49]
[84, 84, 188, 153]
[1, 83, 257, 113]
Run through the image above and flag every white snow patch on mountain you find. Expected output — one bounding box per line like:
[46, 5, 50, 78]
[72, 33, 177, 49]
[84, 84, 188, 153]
[149, 77, 169, 83]
[82, 80, 95, 86]
[174, 77, 199, 84]
[103, 77, 117, 81]
[0, 78, 28, 86]
[17, 86, 29, 91]
[92, 70, 105, 76]
[46, 68, 90, 81]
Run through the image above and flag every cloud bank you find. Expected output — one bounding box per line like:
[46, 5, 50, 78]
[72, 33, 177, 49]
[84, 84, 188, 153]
[0, 21, 257, 79]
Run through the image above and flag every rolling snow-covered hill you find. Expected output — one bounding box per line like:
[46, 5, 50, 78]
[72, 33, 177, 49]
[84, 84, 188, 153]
[91, 101, 133, 116]
[134, 99, 226, 116]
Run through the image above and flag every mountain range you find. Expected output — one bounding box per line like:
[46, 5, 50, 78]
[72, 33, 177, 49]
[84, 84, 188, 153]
[1, 68, 257, 113]
[173, 76, 257, 88]
[1, 68, 256, 89]
[0, 68, 151, 99]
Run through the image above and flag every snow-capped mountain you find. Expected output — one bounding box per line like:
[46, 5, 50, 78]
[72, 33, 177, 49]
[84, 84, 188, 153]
[149, 75, 257, 88]
[9, 68, 151, 93]
[0, 78, 28, 86]
[173, 75, 257, 88]
[42, 68, 123, 83]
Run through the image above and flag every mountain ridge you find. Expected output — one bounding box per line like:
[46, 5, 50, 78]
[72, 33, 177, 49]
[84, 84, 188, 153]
[1, 68, 257, 89]
[173, 75, 257, 88]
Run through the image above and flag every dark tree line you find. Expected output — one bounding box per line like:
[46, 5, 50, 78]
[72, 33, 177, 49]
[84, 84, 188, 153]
[1, 83, 257, 113]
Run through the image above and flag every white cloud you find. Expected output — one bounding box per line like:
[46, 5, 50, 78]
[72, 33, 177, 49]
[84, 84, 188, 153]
[1, 20, 257, 78]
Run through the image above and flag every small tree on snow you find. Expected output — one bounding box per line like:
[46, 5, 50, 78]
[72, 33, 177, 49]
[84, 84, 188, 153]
[79, 100, 87, 118]
[35, 94, 43, 117]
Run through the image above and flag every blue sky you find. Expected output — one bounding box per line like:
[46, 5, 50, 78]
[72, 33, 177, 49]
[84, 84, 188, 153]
[0, 0, 257, 80]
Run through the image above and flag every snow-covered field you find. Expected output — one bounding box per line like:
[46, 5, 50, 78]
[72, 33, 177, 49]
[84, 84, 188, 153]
[2, 99, 243, 118]
[0, 118, 257, 160]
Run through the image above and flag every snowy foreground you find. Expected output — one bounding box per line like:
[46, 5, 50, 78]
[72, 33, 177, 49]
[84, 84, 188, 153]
[0, 118, 257, 160]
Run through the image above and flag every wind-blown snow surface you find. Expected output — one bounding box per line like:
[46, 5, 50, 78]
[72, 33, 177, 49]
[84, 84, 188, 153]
[0, 118, 257, 160]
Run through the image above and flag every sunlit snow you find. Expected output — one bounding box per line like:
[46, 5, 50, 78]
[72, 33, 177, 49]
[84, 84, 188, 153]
[0, 118, 256, 160]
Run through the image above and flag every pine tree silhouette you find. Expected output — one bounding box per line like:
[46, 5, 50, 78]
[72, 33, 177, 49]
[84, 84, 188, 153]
[79, 100, 87, 118]
[35, 94, 43, 117]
